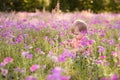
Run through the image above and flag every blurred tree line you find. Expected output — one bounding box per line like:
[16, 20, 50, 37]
[0, 0, 120, 13]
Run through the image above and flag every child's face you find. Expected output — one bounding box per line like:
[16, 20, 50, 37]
[73, 27, 80, 35]
[73, 32, 84, 40]
[71, 27, 86, 40]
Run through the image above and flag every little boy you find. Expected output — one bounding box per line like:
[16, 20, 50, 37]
[70, 20, 88, 48]
[66, 20, 93, 56]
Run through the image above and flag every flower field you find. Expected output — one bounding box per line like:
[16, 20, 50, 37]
[0, 12, 120, 80]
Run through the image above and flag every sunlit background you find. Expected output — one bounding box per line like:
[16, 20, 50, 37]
[0, 0, 120, 80]
[0, 0, 120, 13]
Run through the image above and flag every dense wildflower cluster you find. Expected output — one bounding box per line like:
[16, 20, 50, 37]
[0, 12, 120, 80]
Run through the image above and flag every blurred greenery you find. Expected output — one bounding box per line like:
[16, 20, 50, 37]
[0, 0, 120, 13]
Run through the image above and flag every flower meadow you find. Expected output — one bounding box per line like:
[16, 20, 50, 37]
[0, 12, 120, 80]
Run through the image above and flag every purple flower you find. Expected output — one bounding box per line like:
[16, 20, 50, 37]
[80, 41, 88, 46]
[0, 25, 3, 28]
[67, 52, 75, 58]
[52, 67, 63, 74]
[22, 51, 29, 57]
[27, 53, 33, 59]
[0, 62, 6, 67]
[35, 48, 41, 52]
[47, 67, 70, 80]
[25, 45, 33, 49]
[80, 36, 93, 46]
[100, 33, 105, 37]
[62, 49, 75, 58]
[25, 76, 37, 80]
[58, 49, 75, 62]
[23, 34, 29, 37]
[15, 34, 23, 43]
[98, 46, 105, 53]
[58, 55, 66, 62]
[88, 40, 95, 45]
[108, 39, 115, 45]
[21, 51, 33, 59]
[14, 67, 26, 73]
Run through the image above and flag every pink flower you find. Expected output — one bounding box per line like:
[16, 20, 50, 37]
[100, 56, 106, 59]
[110, 74, 119, 80]
[118, 37, 120, 41]
[116, 43, 120, 47]
[101, 39, 107, 43]
[1, 68, 8, 76]
[44, 36, 48, 41]
[40, 51, 45, 55]
[111, 51, 117, 57]
[101, 77, 109, 80]
[49, 50, 53, 56]
[25, 76, 37, 80]
[115, 62, 120, 66]
[3, 57, 13, 65]
[30, 64, 40, 72]
[101, 74, 119, 80]
[104, 62, 110, 66]
[95, 60, 104, 64]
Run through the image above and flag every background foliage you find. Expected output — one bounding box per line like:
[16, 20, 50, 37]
[0, 0, 120, 13]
